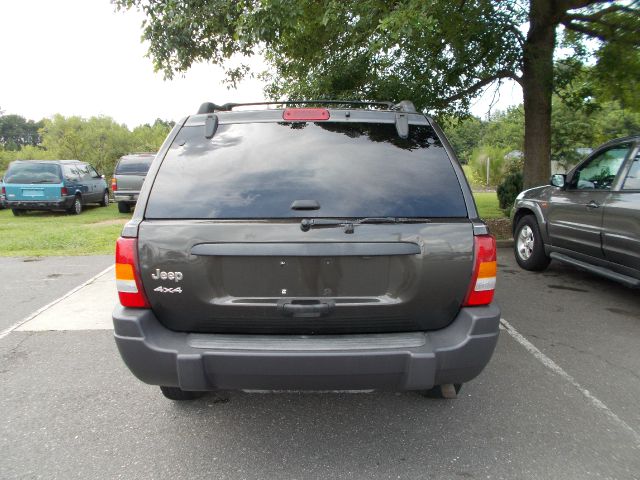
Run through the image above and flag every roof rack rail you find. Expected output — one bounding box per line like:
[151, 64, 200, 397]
[196, 100, 409, 114]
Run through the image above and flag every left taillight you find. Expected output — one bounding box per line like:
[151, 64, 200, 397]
[115, 237, 150, 308]
[463, 234, 497, 306]
[1, 186, 5, 195]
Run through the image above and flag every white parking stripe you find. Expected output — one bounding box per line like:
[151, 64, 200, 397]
[500, 318, 640, 446]
[0, 265, 114, 339]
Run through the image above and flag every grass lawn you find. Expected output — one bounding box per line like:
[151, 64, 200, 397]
[473, 192, 505, 219]
[0, 203, 130, 257]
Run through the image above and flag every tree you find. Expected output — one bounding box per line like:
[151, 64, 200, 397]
[130, 119, 174, 152]
[41, 115, 132, 174]
[0, 114, 43, 150]
[116, 0, 639, 188]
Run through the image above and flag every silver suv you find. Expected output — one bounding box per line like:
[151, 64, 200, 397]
[112, 153, 155, 213]
[512, 136, 640, 287]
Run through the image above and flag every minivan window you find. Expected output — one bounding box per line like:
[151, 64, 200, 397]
[87, 165, 100, 178]
[145, 122, 467, 219]
[5, 162, 62, 184]
[116, 156, 154, 175]
[63, 165, 82, 182]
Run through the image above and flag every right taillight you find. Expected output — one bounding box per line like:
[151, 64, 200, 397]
[115, 237, 150, 308]
[1, 186, 5, 195]
[111, 177, 117, 191]
[463, 234, 497, 306]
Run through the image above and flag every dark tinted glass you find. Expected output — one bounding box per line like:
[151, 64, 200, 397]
[116, 156, 153, 175]
[5, 162, 62, 184]
[146, 121, 467, 219]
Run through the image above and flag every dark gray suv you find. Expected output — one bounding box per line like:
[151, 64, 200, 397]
[512, 136, 639, 287]
[112, 101, 500, 401]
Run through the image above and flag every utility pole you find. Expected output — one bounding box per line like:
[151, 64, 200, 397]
[486, 157, 490, 187]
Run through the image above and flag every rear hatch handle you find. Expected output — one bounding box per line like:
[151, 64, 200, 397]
[278, 300, 335, 318]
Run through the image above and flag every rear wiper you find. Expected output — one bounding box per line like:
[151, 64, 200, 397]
[300, 217, 430, 233]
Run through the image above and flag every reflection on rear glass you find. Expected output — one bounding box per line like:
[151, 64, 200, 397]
[146, 122, 466, 219]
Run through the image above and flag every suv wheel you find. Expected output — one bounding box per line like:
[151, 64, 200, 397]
[514, 215, 550, 271]
[159, 386, 205, 401]
[68, 195, 82, 215]
[117, 202, 131, 214]
[100, 190, 109, 207]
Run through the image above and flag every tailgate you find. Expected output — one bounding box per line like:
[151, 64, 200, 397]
[138, 220, 474, 334]
[5, 183, 63, 202]
[115, 174, 145, 192]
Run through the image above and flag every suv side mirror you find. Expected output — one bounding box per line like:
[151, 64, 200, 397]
[550, 174, 565, 188]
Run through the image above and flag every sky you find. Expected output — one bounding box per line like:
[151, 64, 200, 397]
[0, 0, 522, 128]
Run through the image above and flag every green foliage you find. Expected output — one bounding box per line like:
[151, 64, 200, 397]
[468, 145, 511, 187]
[442, 116, 485, 164]
[115, 0, 525, 113]
[442, 106, 524, 165]
[497, 171, 524, 211]
[482, 106, 525, 151]
[0, 145, 54, 178]
[447, 95, 639, 186]
[131, 119, 175, 152]
[0, 115, 172, 179]
[0, 114, 43, 151]
[551, 98, 640, 171]
[41, 115, 132, 174]
[462, 164, 483, 189]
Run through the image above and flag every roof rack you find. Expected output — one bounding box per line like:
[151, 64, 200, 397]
[197, 100, 417, 115]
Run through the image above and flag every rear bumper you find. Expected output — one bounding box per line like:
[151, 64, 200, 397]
[7, 196, 74, 210]
[113, 304, 500, 391]
[114, 192, 138, 204]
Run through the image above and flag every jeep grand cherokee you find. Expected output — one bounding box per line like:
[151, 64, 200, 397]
[112, 100, 500, 401]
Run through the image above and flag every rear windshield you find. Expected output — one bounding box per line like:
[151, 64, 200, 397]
[115, 156, 154, 175]
[5, 162, 62, 184]
[145, 121, 467, 219]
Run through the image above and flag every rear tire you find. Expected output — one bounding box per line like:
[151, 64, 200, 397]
[100, 190, 109, 207]
[11, 208, 23, 216]
[67, 195, 82, 215]
[117, 201, 131, 214]
[514, 215, 550, 271]
[422, 383, 462, 399]
[160, 386, 205, 401]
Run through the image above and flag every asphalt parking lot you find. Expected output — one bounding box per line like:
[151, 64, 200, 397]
[1, 248, 639, 479]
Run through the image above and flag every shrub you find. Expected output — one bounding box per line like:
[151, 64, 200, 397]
[468, 145, 510, 187]
[497, 171, 524, 211]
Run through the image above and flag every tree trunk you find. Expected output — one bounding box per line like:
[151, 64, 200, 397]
[522, 0, 557, 189]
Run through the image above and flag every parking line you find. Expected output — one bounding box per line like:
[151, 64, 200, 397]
[500, 318, 640, 446]
[0, 265, 115, 340]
